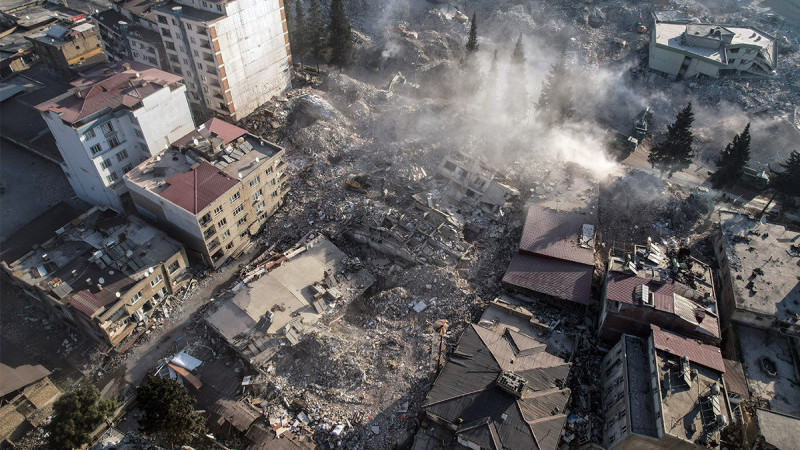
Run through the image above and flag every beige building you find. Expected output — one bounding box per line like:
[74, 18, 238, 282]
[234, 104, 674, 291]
[27, 22, 107, 77]
[649, 20, 777, 79]
[125, 118, 288, 267]
[1, 207, 190, 348]
[436, 152, 519, 212]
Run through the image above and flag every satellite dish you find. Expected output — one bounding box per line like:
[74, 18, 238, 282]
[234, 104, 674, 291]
[98, 277, 105, 284]
[148, 267, 154, 274]
[760, 216, 767, 226]
[116, 292, 121, 298]
[109, 270, 115, 275]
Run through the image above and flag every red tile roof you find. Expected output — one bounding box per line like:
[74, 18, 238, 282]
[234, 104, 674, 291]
[519, 205, 595, 266]
[172, 117, 247, 148]
[650, 324, 725, 373]
[502, 253, 593, 305]
[36, 61, 183, 124]
[67, 290, 105, 317]
[160, 161, 239, 214]
[606, 272, 675, 311]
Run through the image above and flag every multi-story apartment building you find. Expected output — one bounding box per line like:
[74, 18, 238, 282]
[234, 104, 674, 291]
[26, 22, 107, 78]
[1, 207, 190, 348]
[125, 118, 289, 267]
[36, 61, 195, 211]
[94, 0, 291, 121]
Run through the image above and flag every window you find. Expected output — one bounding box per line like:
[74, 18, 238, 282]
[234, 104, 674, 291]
[157, 15, 168, 24]
[236, 216, 247, 227]
[229, 192, 240, 203]
[107, 136, 121, 148]
[165, 40, 175, 50]
[173, 67, 182, 75]
[249, 176, 260, 187]
[100, 121, 114, 135]
[199, 212, 211, 226]
[116, 149, 129, 162]
[232, 205, 244, 216]
[217, 217, 227, 227]
[168, 261, 180, 273]
[256, 200, 265, 211]
[130, 290, 142, 304]
[99, 159, 112, 169]
[197, 62, 203, 69]
[271, 190, 278, 198]
[268, 178, 276, 187]
[171, 18, 177, 25]
[190, 37, 196, 44]
[214, 205, 224, 215]
[122, 164, 133, 174]
[134, 129, 144, 139]
[252, 188, 262, 201]
[266, 166, 273, 175]
[193, 49, 199, 56]
[90, 144, 102, 155]
[183, 58, 189, 65]
[83, 128, 96, 140]
[225, 241, 234, 250]
[186, 23, 192, 30]
[150, 274, 163, 287]
[106, 172, 119, 183]
[220, 229, 231, 240]
[161, 28, 171, 37]
[217, 4, 222, 11]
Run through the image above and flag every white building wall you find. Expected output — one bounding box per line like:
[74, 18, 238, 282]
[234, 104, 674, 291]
[214, 0, 290, 120]
[131, 84, 195, 155]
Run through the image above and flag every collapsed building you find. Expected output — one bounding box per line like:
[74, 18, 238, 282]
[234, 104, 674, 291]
[0, 363, 62, 446]
[598, 241, 720, 345]
[649, 14, 777, 79]
[601, 325, 733, 449]
[1, 206, 190, 348]
[26, 21, 107, 78]
[502, 205, 597, 308]
[124, 118, 289, 267]
[205, 233, 375, 368]
[435, 151, 519, 212]
[421, 300, 573, 450]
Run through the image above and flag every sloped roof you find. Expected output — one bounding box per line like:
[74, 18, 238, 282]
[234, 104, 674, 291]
[502, 253, 593, 305]
[172, 118, 247, 148]
[67, 290, 106, 317]
[160, 161, 239, 214]
[650, 325, 725, 373]
[606, 272, 675, 308]
[0, 363, 50, 396]
[722, 359, 748, 398]
[422, 324, 571, 450]
[519, 205, 595, 266]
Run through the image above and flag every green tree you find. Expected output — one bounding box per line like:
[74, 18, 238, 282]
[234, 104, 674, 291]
[137, 375, 206, 449]
[290, 0, 308, 58]
[465, 12, 478, 54]
[47, 385, 116, 449]
[328, 0, 354, 66]
[536, 51, 574, 124]
[307, 0, 327, 61]
[648, 102, 696, 177]
[511, 34, 525, 65]
[760, 150, 800, 216]
[506, 35, 528, 121]
[710, 123, 751, 188]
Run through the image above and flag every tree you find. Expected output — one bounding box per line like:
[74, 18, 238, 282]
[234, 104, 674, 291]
[137, 375, 206, 449]
[291, 0, 308, 58]
[48, 385, 116, 449]
[536, 51, 574, 125]
[307, 0, 327, 61]
[506, 35, 528, 121]
[648, 102, 696, 177]
[511, 34, 525, 65]
[710, 123, 751, 188]
[760, 150, 800, 216]
[489, 49, 498, 73]
[328, 0, 354, 66]
[465, 12, 478, 54]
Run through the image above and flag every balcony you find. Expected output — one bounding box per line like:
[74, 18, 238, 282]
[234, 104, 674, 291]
[200, 40, 211, 49]
[203, 226, 217, 239]
[207, 238, 220, 251]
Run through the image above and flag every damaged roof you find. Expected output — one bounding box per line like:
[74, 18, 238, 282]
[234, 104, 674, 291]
[160, 161, 239, 214]
[0, 363, 51, 397]
[518, 205, 596, 266]
[502, 253, 593, 305]
[650, 324, 725, 373]
[172, 117, 247, 148]
[422, 324, 571, 450]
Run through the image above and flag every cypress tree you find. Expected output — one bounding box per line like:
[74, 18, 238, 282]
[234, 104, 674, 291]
[710, 123, 751, 188]
[648, 102, 696, 178]
[291, 0, 308, 58]
[760, 150, 800, 215]
[511, 34, 525, 64]
[536, 51, 574, 124]
[308, 0, 326, 61]
[328, 0, 354, 66]
[466, 12, 478, 54]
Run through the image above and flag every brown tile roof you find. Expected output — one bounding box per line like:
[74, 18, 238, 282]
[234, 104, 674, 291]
[650, 324, 725, 373]
[502, 253, 593, 305]
[723, 359, 749, 398]
[160, 161, 239, 214]
[172, 118, 247, 148]
[606, 272, 675, 309]
[0, 364, 50, 396]
[22, 377, 61, 409]
[36, 61, 183, 124]
[519, 205, 595, 266]
[67, 290, 105, 317]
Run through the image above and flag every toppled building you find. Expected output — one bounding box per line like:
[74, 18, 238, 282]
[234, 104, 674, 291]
[502, 205, 597, 307]
[36, 61, 195, 211]
[26, 21, 107, 78]
[93, 9, 169, 72]
[421, 307, 572, 450]
[124, 118, 288, 267]
[649, 16, 777, 79]
[435, 152, 519, 212]
[598, 241, 720, 345]
[347, 193, 472, 267]
[601, 325, 733, 449]
[205, 234, 374, 367]
[0, 363, 62, 445]
[1, 207, 190, 347]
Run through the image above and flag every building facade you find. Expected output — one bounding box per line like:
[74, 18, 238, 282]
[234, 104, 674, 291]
[36, 61, 195, 211]
[0, 207, 190, 348]
[94, 0, 292, 121]
[125, 118, 288, 267]
[27, 22, 107, 77]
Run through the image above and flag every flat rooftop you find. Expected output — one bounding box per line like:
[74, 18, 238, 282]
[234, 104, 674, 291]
[625, 335, 659, 438]
[654, 22, 776, 66]
[29, 22, 96, 46]
[717, 212, 800, 325]
[737, 326, 800, 417]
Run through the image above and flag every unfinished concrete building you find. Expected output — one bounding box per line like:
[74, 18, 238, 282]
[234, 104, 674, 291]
[26, 22, 107, 78]
[502, 205, 597, 308]
[125, 119, 288, 267]
[92, 0, 291, 120]
[598, 241, 720, 345]
[600, 325, 733, 449]
[435, 152, 519, 212]
[0, 207, 190, 348]
[649, 17, 777, 79]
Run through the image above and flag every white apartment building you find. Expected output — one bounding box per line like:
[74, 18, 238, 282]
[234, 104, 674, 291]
[36, 61, 195, 211]
[94, 0, 291, 121]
